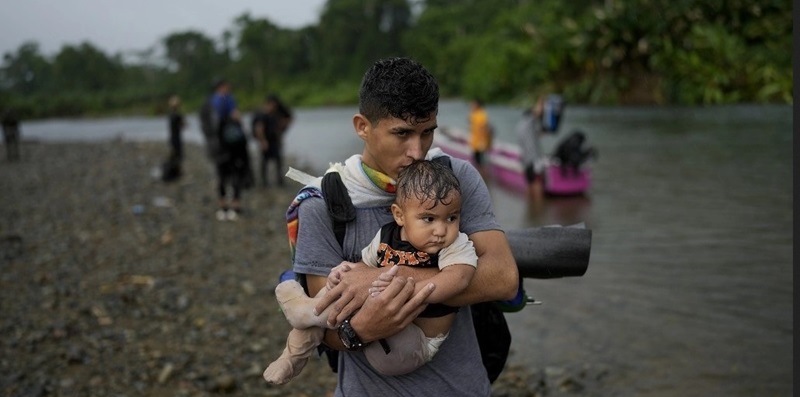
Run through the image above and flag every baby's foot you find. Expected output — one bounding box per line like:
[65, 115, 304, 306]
[263, 328, 323, 385]
[263, 355, 308, 385]
[275, 280, 329, 329]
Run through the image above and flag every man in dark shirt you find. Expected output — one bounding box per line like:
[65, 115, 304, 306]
[252, 94, 293, 187]
[2, 109, 21, 162]
[167, 96, 186, 162]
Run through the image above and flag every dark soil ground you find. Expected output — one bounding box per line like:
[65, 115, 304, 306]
[0, 141, 603, 397]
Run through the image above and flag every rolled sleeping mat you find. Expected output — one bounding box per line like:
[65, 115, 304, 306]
[506, 225, 591, 279]
[279, 225, 591, 283]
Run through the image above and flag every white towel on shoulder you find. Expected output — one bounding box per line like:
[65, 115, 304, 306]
[285, 147, 447, 209]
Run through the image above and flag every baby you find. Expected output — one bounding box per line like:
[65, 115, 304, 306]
[264, 159, 477, 383]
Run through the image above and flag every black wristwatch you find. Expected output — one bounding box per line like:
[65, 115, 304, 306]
[338, 316, 368, 351]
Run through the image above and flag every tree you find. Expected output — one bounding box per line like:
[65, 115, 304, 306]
[232, 13, 313, 92]
[315, 0, 411, 82]
[162, 31, 225, 95]
[1, 42, 52, 95]
[405, 0, 508, 96]
[52, 42, 122, 92]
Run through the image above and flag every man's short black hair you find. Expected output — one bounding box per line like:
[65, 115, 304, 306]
[359, 57, 439, 125]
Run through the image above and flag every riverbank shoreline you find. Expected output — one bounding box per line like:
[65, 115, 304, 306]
[1, 141, 603, 396]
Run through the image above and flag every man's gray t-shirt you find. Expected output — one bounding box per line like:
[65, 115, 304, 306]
[293, 156, 501, 397]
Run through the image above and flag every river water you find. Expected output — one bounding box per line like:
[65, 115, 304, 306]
[17, 101, 793, 396]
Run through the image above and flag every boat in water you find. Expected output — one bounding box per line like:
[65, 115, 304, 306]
[433, 127, 591, 196]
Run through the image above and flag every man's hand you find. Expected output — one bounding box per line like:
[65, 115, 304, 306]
[350, 273, 435, 343]
[313, 262, 383, 327]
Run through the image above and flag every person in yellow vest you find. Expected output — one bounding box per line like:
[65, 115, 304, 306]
[468, 99, 491, 179]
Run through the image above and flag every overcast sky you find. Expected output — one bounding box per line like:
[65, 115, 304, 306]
[0, 0, 328, 58]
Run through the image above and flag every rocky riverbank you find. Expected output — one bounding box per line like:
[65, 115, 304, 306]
[0, 141, 604, 397]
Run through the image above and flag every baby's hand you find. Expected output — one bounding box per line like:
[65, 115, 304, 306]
[369, 265, 399, 297]
[326, 262, 355, 290]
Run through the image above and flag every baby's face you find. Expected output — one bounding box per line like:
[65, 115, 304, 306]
[395, 191, 462, 255]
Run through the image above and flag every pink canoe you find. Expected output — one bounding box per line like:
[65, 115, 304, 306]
[434, 128, 590, 196]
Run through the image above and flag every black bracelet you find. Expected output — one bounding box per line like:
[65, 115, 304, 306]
[379, 338, 391, 354]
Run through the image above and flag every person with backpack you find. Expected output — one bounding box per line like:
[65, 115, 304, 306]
[210, 79, 248, 221]
[264, 159, 478, 383]
[280, 57, 518, 396]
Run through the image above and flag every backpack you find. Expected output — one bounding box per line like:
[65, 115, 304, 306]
[309, 156, 512, 383]
[221, 122, 246, 145]
[199, 97, 218, 135]
[542, 94, 565, 133]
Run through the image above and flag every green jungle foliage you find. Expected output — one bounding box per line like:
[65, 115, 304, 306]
[0, 0, 791, 119]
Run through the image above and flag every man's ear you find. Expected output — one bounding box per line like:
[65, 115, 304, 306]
[353, 114, 370, 140]
[391, 203, 405, 226]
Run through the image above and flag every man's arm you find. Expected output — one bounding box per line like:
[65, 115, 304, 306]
[391, 229, 517, 306]
[445, 229, 518, 305]
[315, 229, 517, 326]
[306, 270, 435, 348]
[368, 264, 474, 304]
[414, 264, 474, 304]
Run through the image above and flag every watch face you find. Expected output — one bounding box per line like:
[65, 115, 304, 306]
[338, 319, 362, 350]
[338, 326, 351, 349]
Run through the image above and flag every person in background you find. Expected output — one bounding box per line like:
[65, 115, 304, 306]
[211, 79, 248, 221]
[199, 84, 220, 164]
[553, 129, 597, 177]
[285, 57, 518, 396]
[167, 96, 186, 163]
[468, 99, 491, 179]
[516, 97, 546, 201]
[252, 94, 293, 187]
[1, 108, 21, 162]
[159, 96, 187, 182]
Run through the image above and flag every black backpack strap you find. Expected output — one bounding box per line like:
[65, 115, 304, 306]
[323, 156, 448, 246]
[315, 170, 357, 374]
[431, 155, 451, 168]
[321, 171, 356, 247]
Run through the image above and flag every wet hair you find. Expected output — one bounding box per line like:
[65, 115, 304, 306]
[395, 160, 461, 210]
[359, 57, 439, 125]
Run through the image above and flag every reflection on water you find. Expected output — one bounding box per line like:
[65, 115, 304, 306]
[528, 195, 593, 226]
[18, 102, 793, 396]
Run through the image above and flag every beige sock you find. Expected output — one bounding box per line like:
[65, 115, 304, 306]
[263, 327, 324, 385]
[275, 281, 331, 329]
